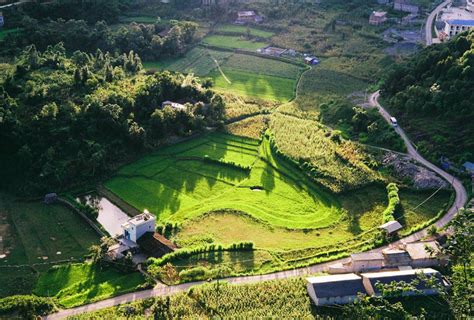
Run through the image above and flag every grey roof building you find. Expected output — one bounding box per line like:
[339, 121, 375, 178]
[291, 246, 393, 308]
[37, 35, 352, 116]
[306, 273, 367, 306]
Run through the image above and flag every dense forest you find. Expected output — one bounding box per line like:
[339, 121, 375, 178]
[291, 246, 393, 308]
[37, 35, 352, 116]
[0, 44, 224, 193]
[381, 31, 474, 164]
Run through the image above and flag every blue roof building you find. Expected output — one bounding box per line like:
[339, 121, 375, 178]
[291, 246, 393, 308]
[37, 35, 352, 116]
[463, 162, 474, 174]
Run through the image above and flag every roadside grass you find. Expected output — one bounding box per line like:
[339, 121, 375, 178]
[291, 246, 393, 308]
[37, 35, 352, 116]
[33, 263, 145, 308]
[66, 278, 453, 319]
[215, 24, 274, 38]
[202, 35, 268, 51]
[105, 132, 343, 229]
[209, 68, 297, 102]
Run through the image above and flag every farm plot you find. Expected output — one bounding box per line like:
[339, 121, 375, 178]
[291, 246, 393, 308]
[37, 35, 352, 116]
[215, 24, 275, 38]
[209, 68, 297, 102]
[105, 132, 343, 229]
[202, 35, 268, 51]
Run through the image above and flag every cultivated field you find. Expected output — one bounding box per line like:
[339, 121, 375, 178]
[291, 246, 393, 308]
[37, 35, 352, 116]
[105, 132, 342, 229]
[215, 24, 274, 38]
[144, 48, 305, 102]
[202, 35, 268, 51]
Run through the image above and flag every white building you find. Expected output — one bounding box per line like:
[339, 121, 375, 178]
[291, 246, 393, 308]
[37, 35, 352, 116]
[162, 101, 186, 111]
[121, 212, 156, 243]
[444, 19, 474, 38]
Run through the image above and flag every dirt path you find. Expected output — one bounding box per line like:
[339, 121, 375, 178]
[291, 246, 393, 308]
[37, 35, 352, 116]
[44, 92, 468, 320]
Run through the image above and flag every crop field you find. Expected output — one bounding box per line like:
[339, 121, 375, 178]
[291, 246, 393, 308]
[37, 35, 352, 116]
[209, 68, 297, 102]
[202, 35, 268, 51]
[215, 24, 274, 38]
[33, 263, 145, 308]
[144, 48, 304, 102]
[105, 132, 343, 229]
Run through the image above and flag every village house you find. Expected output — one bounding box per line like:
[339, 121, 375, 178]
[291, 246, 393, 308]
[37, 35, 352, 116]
[306, 274, 367, 306]
[260, 46, 287, 56]
[379, 220, 403, 234]
[369, 11, 388, 25]
[463, 162, 474, 176]
[162, 100, 187, 111]
[121, 212, 156, 243]
[444, 19, 474, 38]
[304, 56, 319, 65]
[307, 268, 449, 306]
[361, 268, 449, 296]
[394, 0, 419, 14]
[235, 10, 263, 24]
[328, 240, 445, 274]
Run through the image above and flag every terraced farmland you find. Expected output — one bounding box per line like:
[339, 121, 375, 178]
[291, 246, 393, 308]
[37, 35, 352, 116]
[105, 132, 342, 229]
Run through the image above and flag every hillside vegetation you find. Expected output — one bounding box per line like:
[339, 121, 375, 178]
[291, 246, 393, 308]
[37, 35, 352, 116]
[381, 31, 474, 164]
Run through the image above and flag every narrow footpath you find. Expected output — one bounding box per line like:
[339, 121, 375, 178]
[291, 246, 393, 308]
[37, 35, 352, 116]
[45, 92, 468, 319]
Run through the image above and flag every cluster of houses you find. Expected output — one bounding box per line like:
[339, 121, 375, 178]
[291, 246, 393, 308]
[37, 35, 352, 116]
[437, 0, 474, 41]
[307, 240, 449, 306]
[369, 0, 420, 26]
[307, 268, 448, 306]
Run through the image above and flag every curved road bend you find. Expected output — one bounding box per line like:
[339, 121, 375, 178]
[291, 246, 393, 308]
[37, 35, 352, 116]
[45, 92, 468, 320]
[425, 0, 452, 45]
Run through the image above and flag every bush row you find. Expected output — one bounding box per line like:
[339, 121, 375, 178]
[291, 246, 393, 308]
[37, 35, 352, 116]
[382, 183, 400, 223]
[149, 241, 254, 266]
[0, 295, 56, 319]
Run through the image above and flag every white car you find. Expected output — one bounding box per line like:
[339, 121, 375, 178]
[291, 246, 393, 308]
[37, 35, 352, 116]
[390, 117, 398, 127]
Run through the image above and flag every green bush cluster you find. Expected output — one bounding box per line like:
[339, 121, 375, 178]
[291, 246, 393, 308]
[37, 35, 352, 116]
[157, 222, 181, 237]
[179, 265, 232, 282]
[0, 295, 56, 319]
[150, 241, 254, 266]
[382, 183, 400, 223]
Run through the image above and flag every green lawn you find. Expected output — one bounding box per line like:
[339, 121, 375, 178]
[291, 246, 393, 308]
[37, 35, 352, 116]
[202, 35, 268, 51]
[216, 24, 275, 38]
[33, 263, 145, 308]
[105, 133, 342, 229]
[210, 68, 297, 102]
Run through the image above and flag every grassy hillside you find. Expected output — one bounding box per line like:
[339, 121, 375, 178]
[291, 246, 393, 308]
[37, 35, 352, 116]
[34, 263, 145, 308]
[381, 31, 474, 164]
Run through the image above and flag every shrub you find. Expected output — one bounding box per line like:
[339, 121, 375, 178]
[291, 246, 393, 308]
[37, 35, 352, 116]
[382, 183, 400, 223]
[0, 295, 56, 319]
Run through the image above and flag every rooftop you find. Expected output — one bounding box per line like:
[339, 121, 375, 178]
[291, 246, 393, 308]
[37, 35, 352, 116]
[379, 220, 403, 233]
[122, 212, 155, 228]
[351, 252, 384, 261]
[307, 274, 367, 298]
[362, 268, 444, 293]
[404, 241, 439, 260]
[447, 19, 474, 26]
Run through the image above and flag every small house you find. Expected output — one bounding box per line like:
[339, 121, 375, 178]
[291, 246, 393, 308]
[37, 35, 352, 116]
[369, 11, 388, 25]
[107, 238, 139, 260]
[350, 252, 385, 272]
[304, 56, 320, 65]
[44, 193, 58, 204]
[306, 273, 368, 306]
[462, 162, 474, 175]
[236, 10, 262, 24]
[121, 212, 156, 243]
[261, 46, 287, 57]
[162, 100, 186, 111]
[404, 241, 445, 268]
[379, 220, 403, 234]
[361, 268, 449, 296]
[394, 0, 419, 14]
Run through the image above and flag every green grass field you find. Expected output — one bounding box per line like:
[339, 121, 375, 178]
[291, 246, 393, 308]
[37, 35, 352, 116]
[215, 24, 274, 38]
[210, 68, 297, 102]
[33, 263, 145, 308]
[105, 132, 342, 229]
[202, 35, 268, 51]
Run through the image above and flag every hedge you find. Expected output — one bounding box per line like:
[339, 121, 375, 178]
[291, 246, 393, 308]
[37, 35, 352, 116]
[382, 183, 400, 223]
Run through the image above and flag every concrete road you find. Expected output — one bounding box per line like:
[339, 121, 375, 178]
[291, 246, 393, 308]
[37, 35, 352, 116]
[44, 92, 468, 319]
[425, 0, 452, 45]
[369, 91, 467, 229]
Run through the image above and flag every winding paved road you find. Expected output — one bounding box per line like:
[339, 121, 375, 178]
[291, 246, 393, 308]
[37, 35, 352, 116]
[45, 92, 468, 319]
[425, 0, 452, 45]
